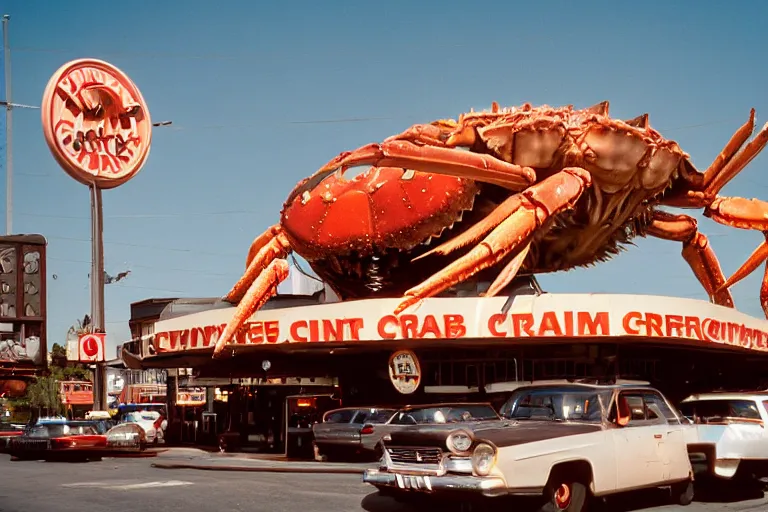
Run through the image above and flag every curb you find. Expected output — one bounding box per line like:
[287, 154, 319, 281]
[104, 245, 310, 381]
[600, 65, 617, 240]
[151, 462, 367, 474]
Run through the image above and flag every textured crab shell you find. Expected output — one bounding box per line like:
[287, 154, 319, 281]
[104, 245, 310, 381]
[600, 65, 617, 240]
[280, 167, 479, 261]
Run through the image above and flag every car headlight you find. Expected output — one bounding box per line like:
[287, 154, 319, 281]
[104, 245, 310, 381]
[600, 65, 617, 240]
[471, 443, 496, 476]
[446, 430, 473, 455]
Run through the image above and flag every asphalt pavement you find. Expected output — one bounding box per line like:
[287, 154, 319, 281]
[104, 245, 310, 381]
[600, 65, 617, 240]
[1, 450, 767, 512]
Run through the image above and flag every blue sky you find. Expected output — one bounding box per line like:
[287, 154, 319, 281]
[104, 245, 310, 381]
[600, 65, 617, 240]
[2, 0, 767, 354]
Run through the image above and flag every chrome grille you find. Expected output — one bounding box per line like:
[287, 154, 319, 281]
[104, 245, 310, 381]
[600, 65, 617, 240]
[13, 439, 48, 451]
[387, 447, 442, 465]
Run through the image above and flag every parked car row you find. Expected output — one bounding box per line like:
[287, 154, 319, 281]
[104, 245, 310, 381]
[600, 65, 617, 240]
[322, 380, 768, 511]
[0, 419, 148, 461]
[0, 403, 169, 463]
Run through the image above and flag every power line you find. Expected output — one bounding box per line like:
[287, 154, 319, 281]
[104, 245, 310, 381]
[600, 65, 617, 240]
[44, 234, 243, 258]
[18, 210, 262, 220]
[48, 255, 236, 278]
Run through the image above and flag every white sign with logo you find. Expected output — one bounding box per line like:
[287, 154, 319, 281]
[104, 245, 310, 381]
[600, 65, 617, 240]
[388, 350, 422, 395]
[78, 333, 106, 362]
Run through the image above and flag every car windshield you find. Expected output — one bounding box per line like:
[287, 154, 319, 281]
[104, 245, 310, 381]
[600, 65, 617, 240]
[28, 424, 97, 438]
[116, 404, 165, 421]
[679, 399, 762, 424]
[389, 405, 499, 425]
[355, 409, 396, 424]
[500, 387, 610, 423]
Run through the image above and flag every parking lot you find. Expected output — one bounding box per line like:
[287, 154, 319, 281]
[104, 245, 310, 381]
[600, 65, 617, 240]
[1, 452, 767, 512]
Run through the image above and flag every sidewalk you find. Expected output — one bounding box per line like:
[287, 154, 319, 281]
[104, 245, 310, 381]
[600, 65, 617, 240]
[149, 447, 376, 474]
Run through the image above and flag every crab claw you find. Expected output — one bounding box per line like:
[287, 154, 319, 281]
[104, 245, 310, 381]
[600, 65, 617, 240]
[311, 140, 536, 191]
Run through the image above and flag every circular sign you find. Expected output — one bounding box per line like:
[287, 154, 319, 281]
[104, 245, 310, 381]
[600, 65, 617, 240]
[81, 334, 101, 358]
[388, 350, 422, 395]
[261, 359, 272, 372]
[41, 59, 153, 189]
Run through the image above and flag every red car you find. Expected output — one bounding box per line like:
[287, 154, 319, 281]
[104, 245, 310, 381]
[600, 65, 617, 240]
[8, 422, 107, 462]
[0, 422, 24, 452]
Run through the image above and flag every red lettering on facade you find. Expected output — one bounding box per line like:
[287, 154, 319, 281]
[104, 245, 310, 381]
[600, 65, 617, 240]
[376, 314, 468, 340]
[444, 314, 466, 338]
[378, 315, 398, 339]
[492, 311, 609, 337]
[150, 308, 768, 354]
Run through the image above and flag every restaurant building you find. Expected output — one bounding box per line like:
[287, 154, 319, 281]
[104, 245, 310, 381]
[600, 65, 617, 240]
[118, 274, 768, 456]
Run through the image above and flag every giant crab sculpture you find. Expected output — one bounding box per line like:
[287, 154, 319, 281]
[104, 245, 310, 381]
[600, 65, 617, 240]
[212, 101, 768, 358]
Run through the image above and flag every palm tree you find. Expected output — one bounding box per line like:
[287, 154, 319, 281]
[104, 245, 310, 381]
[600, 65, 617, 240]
[65, 314, 92, 342]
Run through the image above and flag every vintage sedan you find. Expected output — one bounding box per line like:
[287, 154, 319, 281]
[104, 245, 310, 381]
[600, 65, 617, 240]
[8, 421, 107, 462]
[363, 382, 695, 511]
[104, 422, 147, 453]
[313, 407, 397, 460]
[679, 392, 768, 482]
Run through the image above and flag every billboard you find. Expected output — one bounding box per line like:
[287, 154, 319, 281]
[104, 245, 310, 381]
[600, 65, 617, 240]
[0, 235, 47, 368]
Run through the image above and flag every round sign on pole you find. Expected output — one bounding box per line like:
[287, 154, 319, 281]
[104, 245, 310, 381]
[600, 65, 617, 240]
[388, 350, 422, 395]
[78, 333, 105, 362]
[40, 59, 152, 189]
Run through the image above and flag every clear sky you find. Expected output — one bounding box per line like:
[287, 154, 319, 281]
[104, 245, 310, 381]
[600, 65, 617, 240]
[1, 0, 767, 355]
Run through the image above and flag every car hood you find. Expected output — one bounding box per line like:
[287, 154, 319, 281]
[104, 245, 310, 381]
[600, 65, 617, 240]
[387, 420, 602, 449]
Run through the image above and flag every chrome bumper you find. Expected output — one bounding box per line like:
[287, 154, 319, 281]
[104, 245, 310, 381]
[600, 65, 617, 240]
[363, 469, 508, 497]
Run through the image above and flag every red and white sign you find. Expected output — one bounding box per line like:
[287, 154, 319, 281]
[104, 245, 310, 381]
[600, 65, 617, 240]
[78, 333, 106, 362]
[389, 350, 422, 395]
[146, 294, 768, 356]
[41, 59, 152, 190]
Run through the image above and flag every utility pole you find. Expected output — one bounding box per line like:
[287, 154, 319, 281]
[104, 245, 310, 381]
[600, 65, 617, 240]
[2, 14, 12, 235]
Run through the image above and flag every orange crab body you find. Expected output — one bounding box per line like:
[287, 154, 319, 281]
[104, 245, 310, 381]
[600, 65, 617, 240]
[212, 101, 768, 359]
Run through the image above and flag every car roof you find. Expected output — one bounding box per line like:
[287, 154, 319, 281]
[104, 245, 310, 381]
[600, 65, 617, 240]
[324, 406, 397, 414]
[511, 382, 656, 392]
[398, 402, 494, 411]
[682, 392, 768, 402]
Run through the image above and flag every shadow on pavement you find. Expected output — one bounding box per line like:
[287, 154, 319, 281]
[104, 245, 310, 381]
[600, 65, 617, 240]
[360, 483, 768, 512]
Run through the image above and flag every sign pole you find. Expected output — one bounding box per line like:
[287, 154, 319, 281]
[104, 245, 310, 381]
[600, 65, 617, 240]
[3, 14, 13, 235]
[41, 59, 153, 411]
[90, 185, 106, 410]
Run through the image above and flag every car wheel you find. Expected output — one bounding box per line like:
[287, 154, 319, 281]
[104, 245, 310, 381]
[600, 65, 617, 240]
[539, 479, 587, 512]
[670, 479, 694, 506]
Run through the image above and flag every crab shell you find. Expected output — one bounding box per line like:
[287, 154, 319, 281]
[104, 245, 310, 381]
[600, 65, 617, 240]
[280, 167, 479, 261]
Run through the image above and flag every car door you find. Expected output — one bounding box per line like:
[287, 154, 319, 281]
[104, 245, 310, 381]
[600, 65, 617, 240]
[642, 391, 691, 481]
[611, 392, 665, 489]
[313, 409, 359, 447]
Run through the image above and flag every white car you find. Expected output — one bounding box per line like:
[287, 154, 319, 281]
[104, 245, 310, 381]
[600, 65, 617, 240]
[123, 411, 166, 445]
[679, 392, 768, 481]
[364, 381, 695, 511]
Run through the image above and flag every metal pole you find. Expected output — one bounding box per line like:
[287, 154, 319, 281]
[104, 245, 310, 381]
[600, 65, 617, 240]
[90, 185, 107, 410]
[2, 15, 12, 235]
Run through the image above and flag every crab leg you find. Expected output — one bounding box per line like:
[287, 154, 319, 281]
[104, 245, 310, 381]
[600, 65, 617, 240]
[484, 241, 533, 298]
[224, 225, 291, 304]
[413, 195, 524, 262]
[213, 259, 290, 358]
[703, 197, 768, 317]
[663, 112, 768, 208]
[394, 167, 592, 315]
[316, 140, 537, 191]
[646, 211, 734, 308]
[702, 112, 768, 196]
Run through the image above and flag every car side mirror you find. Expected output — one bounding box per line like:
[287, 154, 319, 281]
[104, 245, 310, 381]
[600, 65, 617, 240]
[615, 415, 630, 427]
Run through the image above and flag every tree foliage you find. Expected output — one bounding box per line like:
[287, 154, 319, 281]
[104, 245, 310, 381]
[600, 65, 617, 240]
[25, 376, 64, 417]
